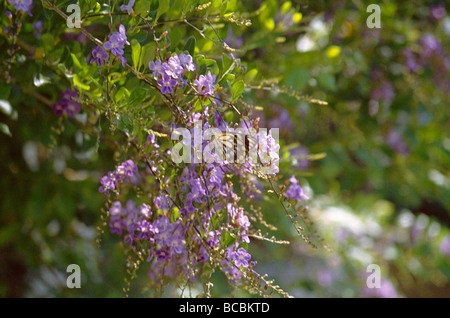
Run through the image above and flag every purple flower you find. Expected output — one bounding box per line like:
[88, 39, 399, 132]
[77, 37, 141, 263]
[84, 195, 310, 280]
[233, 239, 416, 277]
[120, 55, 127, 67]
[194, 71, 216, 97]
[52, 89, 81, 118]
[231, 248, 251, 268]
[52, 101, 65, 116]
[9, 0, 33, 16]
[179, 53, 196, 72]
[147, 133, 160, 148]
[61, 89, 79, 102]
[164, 54, 184, 79]
[90, 46, 109, 67]
[118, 24, 130, 46]
[116, 159, 138, 178]
[370, 78, 395, 103]
[157, 74, 178, 94]
[98, 171, 117, 195]
[430, 4, 446, 21]
[120, 0, 135, 15]
[224, 27, 243, 49]
[439, 234, 450, 257]
[154, 195, 171, 211]
[33, 20, 43, 39]
[418, 34, 441, 58]
[65, 99, 81, 118]
[285, 176, 309, 201]
[148, 60, 164, 77]
[385, 129, 410, 155]
[104, 33, 125, 57]
[402, 48, 420, 72]
[168, 235, 185, 254]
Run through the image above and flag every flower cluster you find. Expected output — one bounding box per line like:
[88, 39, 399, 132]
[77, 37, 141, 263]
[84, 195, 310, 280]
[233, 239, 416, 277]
[194, 71, 216, 97]
[99, 156, 257, 285]
[149, 53, 197, 94]
[8, 0, 32, 16]
[33, 20, 42, 39]
[52, 89, 81, 118]
[91, 24, 130, 67]
[98, 159, 139, 195]
[285, 176, 309, 201]
[402, 33, 450, 91]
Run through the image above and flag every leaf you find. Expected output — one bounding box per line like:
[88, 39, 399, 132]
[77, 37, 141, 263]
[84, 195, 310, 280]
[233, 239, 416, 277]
[71, 53, 83, 71]
[284, 67, 309, 91]
[183, 36, 196, 56]
[221, 232, 236, 248]
[244, 68, 258, 83]
[231, 80, 245, 102]
[134, 0, 152, 17]
[222, 53, 233, 72]
[73, 74, 90, 91]
[219, 53, 236, 82]
[317, 73, 337, 92]
[156, 0, 170, 21]
[128, 87, 147, 107]
[140, 43, 156, 71]
[0, 123, 12, 137]
[131, 39, 142, 71]
[0, 86, 11, 100]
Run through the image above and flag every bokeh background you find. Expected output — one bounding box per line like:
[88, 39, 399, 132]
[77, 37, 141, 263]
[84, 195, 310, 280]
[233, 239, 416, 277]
[1, 0, 449, 297]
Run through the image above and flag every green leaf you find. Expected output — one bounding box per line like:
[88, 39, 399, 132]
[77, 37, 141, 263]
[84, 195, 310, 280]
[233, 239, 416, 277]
[134, 0, 152, 17]
[0, 86, 11, 100]
[244, 68, 258, 83]
[156, 0, 170, 21]
[231, 80, 245, 102]
[168, 28, 183, 50]
[73, 74, 90, 91]
[131, 39, 142, 71]
[183, 36, 196, 56]
[128, 87, 147, 107]
[219, 53, 236, 82]
[222, 53, 233, 72]
[140, 43, 156, 70]
[71, 53, 83, 71]
[317, 73, 337, 92]
[284, 67, 309, 91]
[0, 123, 12, 137]
[221, 232, 236, 248]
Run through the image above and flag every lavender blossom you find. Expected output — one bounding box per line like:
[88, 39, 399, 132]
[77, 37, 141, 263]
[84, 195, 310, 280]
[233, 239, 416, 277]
[194, 71, 216, 97]
[120, 0, 135, 15]
[148, 60, 164, 77]
[179, 53, 196, 72]
[9, 0, 33, 16]
[104, 33, 125, 57]
[52, 89, 81, 118]
[285, 176, 309, 201]
[33, 20, 43, 39]
[231, 248, 251, 268]
[157, 74, 178, 94]
[164, 54, 184, 79]
[90, 46, 109, 67]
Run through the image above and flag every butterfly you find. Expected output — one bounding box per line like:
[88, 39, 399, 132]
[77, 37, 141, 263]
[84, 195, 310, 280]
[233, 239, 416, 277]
[204, 131, 258, 164]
